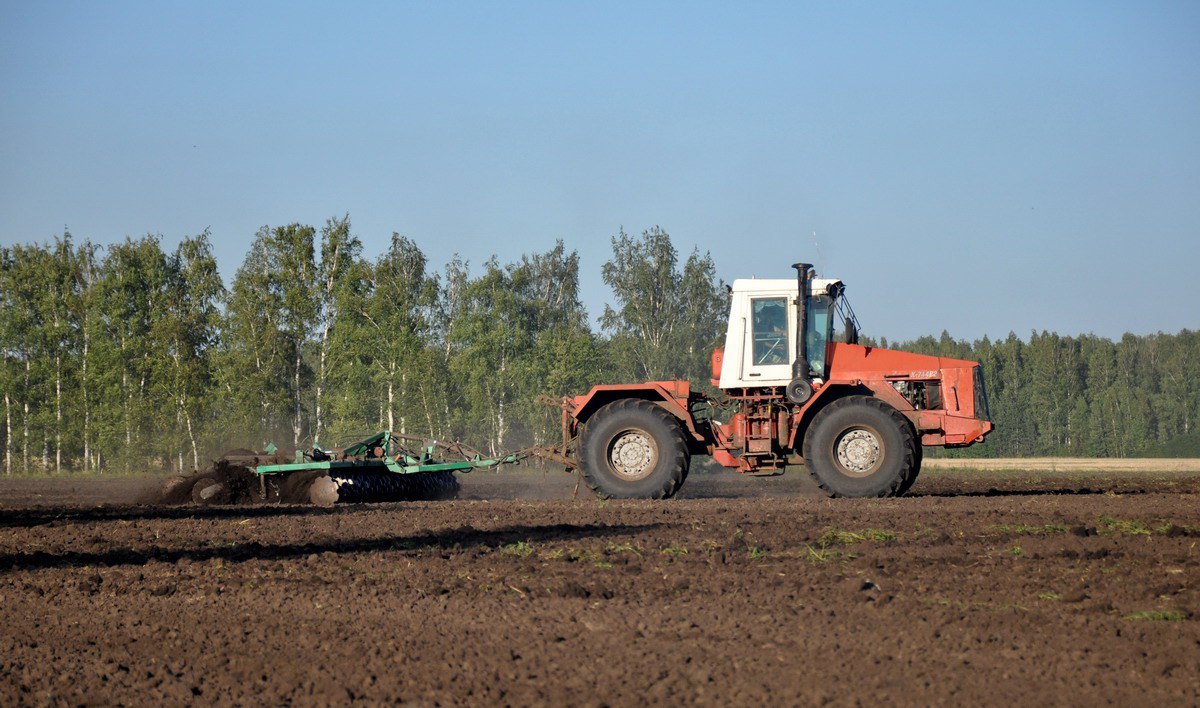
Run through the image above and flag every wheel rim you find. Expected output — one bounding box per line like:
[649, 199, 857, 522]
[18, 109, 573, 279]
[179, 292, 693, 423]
[834, 426, 883, 477]
[607, 429, 658, 481]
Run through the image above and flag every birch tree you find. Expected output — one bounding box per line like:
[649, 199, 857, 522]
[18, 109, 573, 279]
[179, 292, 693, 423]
[601, 226, 727, 384]
[0, 246, 16, 474]
[93, 236, 172, 471]
[271, 225, 319, 448]
[362, 234, 439, 437]
[219, 228, 294, 447]
[157, 231, 223, 470]
[313, 215, 363, 444]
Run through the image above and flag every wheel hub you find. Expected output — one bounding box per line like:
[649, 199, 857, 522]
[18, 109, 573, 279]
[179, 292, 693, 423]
[835, 428, 882, 476]
[609, 430, 657, 481]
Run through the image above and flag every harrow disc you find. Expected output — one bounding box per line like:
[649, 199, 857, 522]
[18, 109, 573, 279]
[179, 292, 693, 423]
[159, 464, 461, 507]
[308, 470, 461, 506]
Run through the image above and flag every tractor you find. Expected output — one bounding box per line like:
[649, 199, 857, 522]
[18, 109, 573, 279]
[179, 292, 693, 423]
[560, 263, 992, 498]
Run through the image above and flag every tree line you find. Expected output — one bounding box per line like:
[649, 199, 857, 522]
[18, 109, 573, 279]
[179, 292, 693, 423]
[880, 330, 1200, 458]
[0, 220, 724, 474]
[1, 218, 1196, 474]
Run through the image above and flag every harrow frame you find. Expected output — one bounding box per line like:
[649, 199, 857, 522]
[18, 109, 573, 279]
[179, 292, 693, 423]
[250, 430, 521, 478]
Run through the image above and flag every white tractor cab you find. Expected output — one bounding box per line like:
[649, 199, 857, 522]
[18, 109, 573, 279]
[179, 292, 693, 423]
[718, 275, 856, 391]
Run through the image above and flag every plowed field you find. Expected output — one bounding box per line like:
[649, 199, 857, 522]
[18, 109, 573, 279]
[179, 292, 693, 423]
[2, 468, 1199, 705]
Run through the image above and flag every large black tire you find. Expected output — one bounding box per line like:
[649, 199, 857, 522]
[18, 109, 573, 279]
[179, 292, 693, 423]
[802, 396, 916, 498]
[579, 399, 690, 499]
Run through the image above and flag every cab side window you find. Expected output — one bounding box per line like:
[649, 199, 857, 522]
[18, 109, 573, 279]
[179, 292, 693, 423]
[751, 297, 788, 365]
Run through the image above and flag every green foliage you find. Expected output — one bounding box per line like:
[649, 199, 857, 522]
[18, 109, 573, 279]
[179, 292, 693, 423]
[365, 233, 440, 439]
[218, 228, 297, 447]
[313, 214, 367, 444]
[1142, 430, 1200, 458]
[92, 235, 174, 471]
[818, 528, 898, 547]
[159, 232, 224, 470]
[1123, 610, 1189, 622]
[500, 540, 535, 557]
[988, 523, 1069, 536]
[600, 226, 728, 385]
[1096, 515, 1152, 536]
[606, 542, 642, 557]
[804, 544, 834, 564]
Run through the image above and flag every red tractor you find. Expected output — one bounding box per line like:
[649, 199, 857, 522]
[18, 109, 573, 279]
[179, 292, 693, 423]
[560, 263, 992, 498]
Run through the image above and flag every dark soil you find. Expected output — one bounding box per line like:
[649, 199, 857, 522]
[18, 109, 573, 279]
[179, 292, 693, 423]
[1, 469, 1198, 705]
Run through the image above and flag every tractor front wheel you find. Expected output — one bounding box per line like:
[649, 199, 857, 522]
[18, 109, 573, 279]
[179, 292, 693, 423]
[579, 399, 689, 499]
[897, 434, 923, 495]
[803, 395, 916, 498]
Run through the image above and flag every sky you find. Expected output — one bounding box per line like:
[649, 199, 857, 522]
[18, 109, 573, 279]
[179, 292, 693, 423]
[1, 1, 1197, 342]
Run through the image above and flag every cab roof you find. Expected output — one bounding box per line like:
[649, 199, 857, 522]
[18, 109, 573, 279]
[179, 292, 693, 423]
[729, 277, 843, 297]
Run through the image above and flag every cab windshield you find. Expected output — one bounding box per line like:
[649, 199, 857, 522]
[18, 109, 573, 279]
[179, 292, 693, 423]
[806, 295, 834, 377]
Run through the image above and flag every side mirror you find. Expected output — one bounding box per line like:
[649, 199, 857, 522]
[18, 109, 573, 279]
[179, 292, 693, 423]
[844, 320, 859, 345]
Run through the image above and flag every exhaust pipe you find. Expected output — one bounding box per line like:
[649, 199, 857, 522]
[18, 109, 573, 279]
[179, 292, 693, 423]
[787, 262, 813, 405]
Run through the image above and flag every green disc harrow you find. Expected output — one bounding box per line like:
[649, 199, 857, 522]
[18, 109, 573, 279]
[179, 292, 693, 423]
[161, 430, 523, 506]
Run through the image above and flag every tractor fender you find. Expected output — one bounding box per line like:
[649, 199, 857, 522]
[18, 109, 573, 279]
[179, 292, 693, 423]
[567, 381, 704, 441]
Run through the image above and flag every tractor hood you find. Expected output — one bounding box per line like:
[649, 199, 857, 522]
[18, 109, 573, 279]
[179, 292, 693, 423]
[826, 343, 990, 426]
[827, 343, 978, 381]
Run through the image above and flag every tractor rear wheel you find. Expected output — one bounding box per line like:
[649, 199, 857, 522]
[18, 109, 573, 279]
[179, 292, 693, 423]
[579, 399, 689, 499]
[802, 395, 915, 498]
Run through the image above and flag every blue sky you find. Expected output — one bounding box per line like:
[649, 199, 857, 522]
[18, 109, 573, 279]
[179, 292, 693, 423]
[1, 1, 1197, 341]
